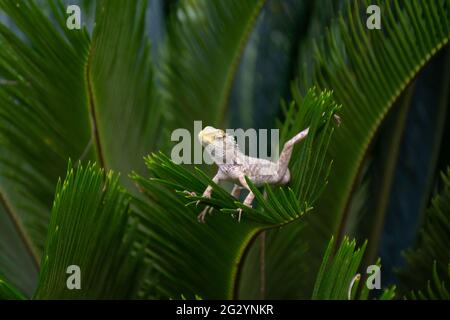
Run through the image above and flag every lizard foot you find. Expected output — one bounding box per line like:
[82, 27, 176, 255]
[182, 191, 204, 207]
[183, 190, 197, 197]
[197, 206, 214, 223]
[197, 207, 208, 223]
[232, 191, 254, 222]
[182, 191, 203, 207]
[233, 198, 254, 222]
[234, 208, 243, 222]
[196, 191, 212, 206]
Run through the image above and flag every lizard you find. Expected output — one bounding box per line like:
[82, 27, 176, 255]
[193, 126, 310, 223]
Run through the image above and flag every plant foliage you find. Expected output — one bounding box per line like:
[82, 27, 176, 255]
[131, 88, 339, 298]
[312, 236, 396, 300]
[0, 0, 449, 301]
[398, 168, 450, 298]
[34, 163, 146, 299]
[273, 0, 450, 295]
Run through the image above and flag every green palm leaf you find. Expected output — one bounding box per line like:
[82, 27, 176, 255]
[398, 168, 450, 297]
[89, 0, 160, 176]
[161, 0, 265, 129]
[409, 262, 450, 300]
[238, 219, 309, 299]
[0, 276, 26, 300]
[0, 0, 158, 294]
[131, 88, 339, 298]
[34, 162, 146, 299]
[312, 236, 395, 300]
[0, 200, 37, 297]
[312, 0, 450, 235]
[0, 0, 92, 292]
[131, 172, 257, 299]
[0, 0, 91, 253]
[286, 0, 450, 293]
[0, 0, 448, 302]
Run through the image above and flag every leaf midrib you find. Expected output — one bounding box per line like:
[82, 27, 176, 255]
[85, 45, 106, 169]
[0, 192, 40, 270]
[335, 39, 450, 243]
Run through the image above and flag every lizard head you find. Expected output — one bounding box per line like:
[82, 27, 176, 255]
[198, 126, 237, 164]
[198, 126, 226, 147]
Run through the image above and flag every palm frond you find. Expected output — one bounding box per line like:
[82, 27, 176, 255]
[0, 0, 447, 302]
[130, 172, 257, 299]
[312, 236, 395, 300]
[34, 162, 146, 299]
[0, 0, 158, 294]
[289, 0, 450, 292]
[131, 88, 339, 298]
[398, 168, 450, 295]
[312, 236, 366, 300]
[409, 262, 450, 300]
[0, 276, 26, 300]
[0, 199, 38, 297]
[89, 0, 161, 176]
[161, 0, 265, 129]
[237, 0, 350, 299]
[237, 220, 309, 299]
[140, 88, 338, 225]
[0, 2, 93, 291]
[228, 0, 309, 129]
[0, 0, 92, 256]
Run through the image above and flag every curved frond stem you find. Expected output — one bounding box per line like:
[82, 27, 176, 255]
[296, 0, 450, 261]
[0, 192, 39, 270]
[85, 49, 106, 170]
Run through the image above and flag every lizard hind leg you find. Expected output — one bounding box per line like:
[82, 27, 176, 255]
[230, 184, 242, 199]
[235, 191, 255, 222]
[198, 205, 215, 223]
[243, 191, 255, 206]
[197, 206, 209, 223]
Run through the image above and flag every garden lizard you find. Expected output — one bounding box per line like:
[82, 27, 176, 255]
[194, 126, 309, 222]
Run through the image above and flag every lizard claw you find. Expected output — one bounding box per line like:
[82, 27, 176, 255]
[333, 114, 342, 126]
[197, 205, 215, 223]
[183, 190, 197, 197]
[233, 199, 253, 222]
[197, 206, 210, 223]
[234, 208, 243, 222]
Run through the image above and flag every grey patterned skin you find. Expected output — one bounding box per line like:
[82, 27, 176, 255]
[195, 126, 309, 222]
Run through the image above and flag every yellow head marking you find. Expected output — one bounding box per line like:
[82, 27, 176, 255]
[198, 126, 225, 146]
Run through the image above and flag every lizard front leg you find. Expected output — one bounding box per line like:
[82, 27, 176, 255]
[237, 192, 255, 222]
[234, 175, 255, 222]
[197, 171, 222, 223]
[198, 184, 243, 223]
